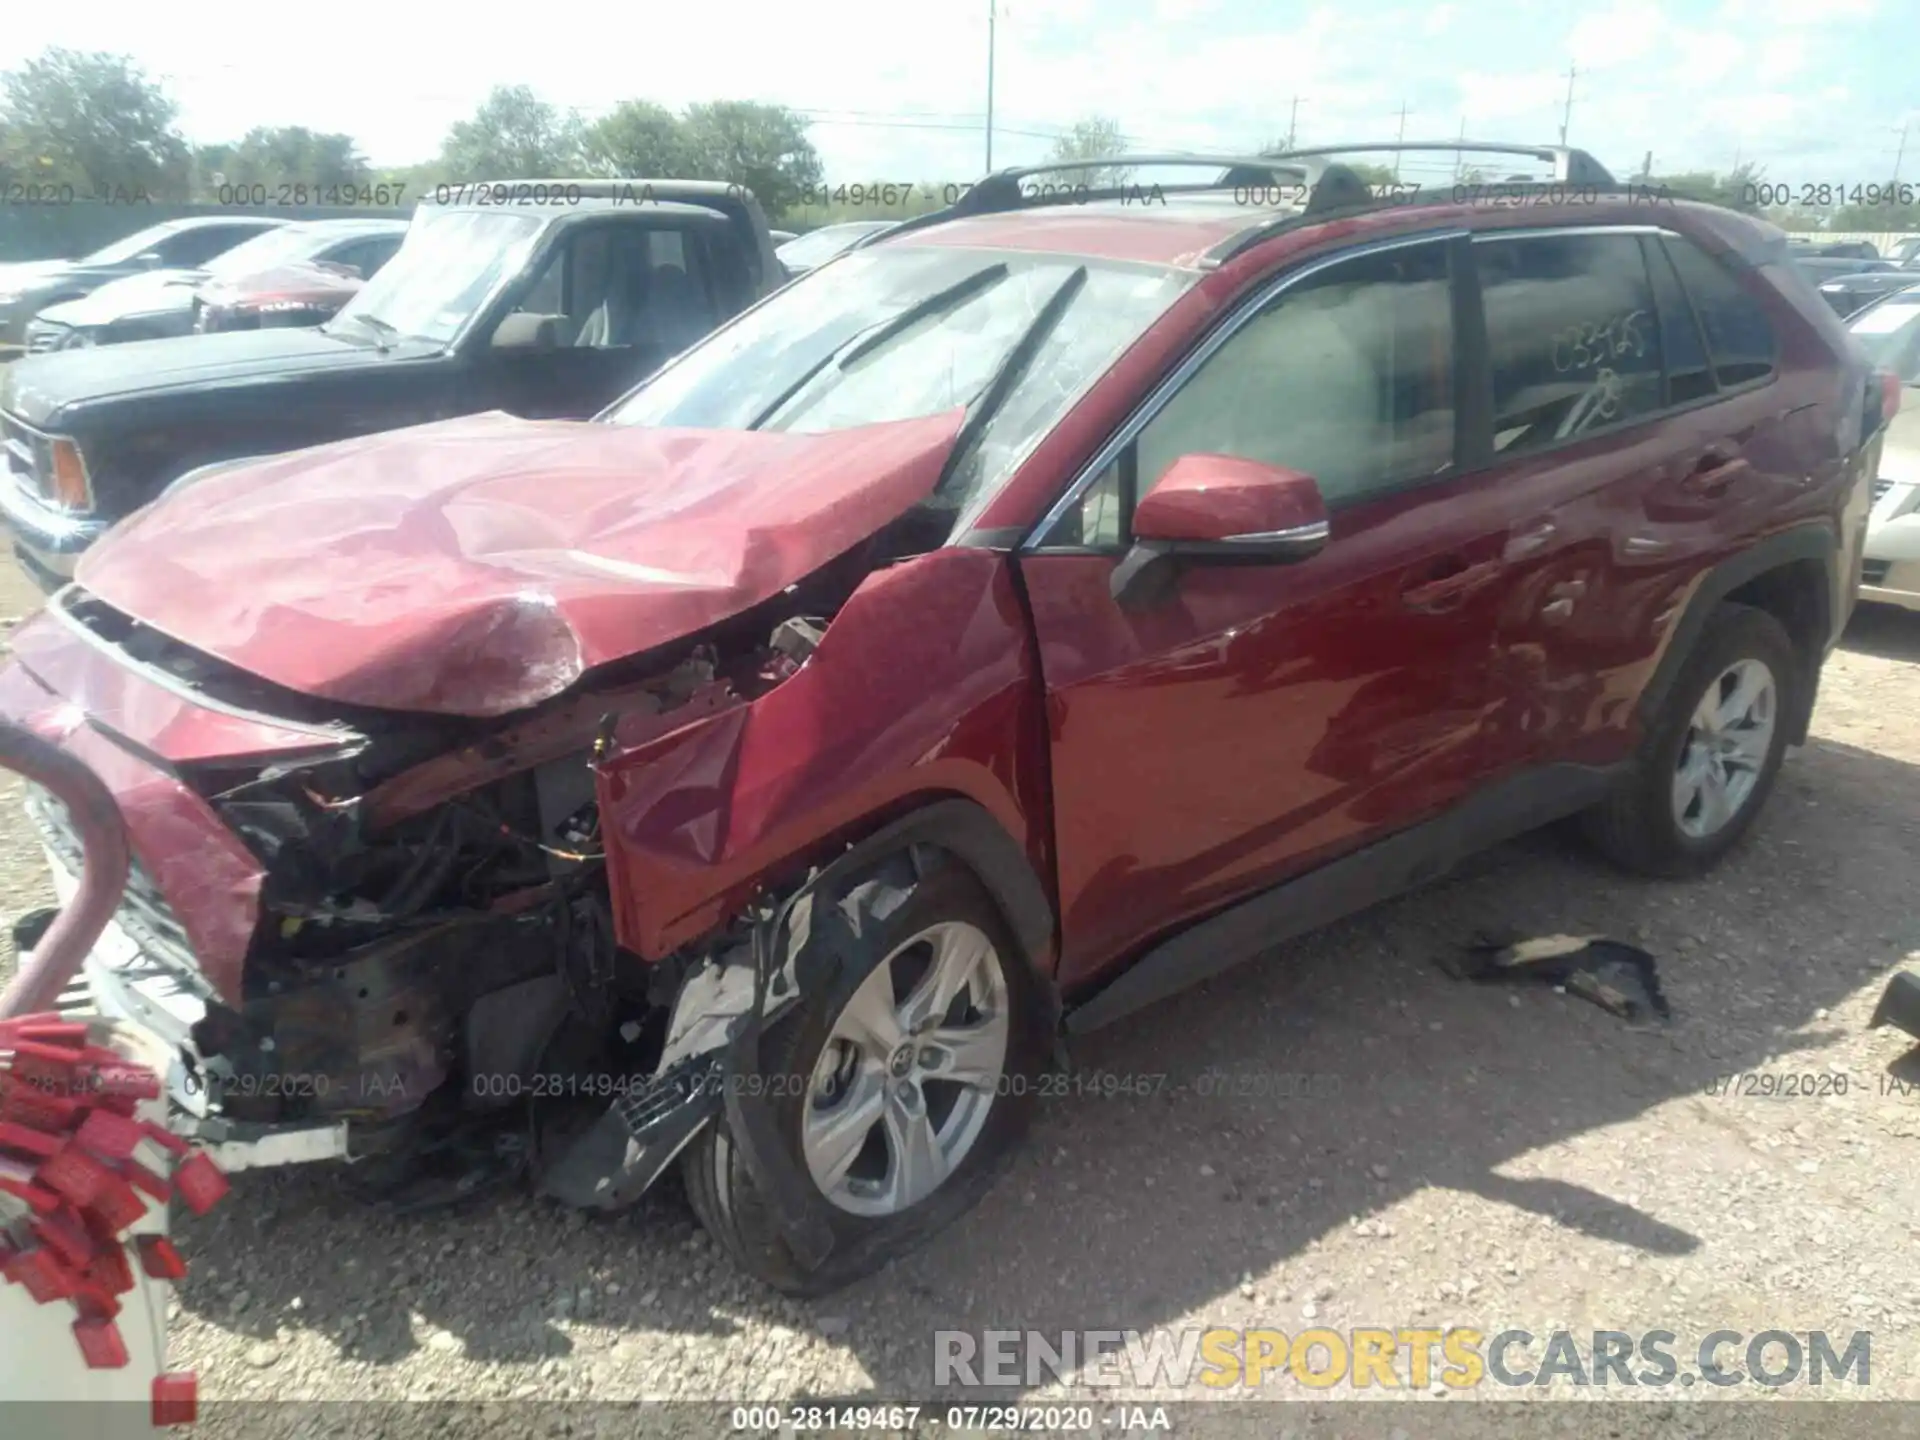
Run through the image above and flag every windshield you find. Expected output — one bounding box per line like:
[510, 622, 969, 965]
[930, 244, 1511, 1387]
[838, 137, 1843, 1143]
[328, 209, 544, 345]
[202, 226, 331, 280]
[776, 223, 893, 271]
[1851, 293, 1920, 383]
[611, 246, 1189, 520]
[80, 222, 187, 266]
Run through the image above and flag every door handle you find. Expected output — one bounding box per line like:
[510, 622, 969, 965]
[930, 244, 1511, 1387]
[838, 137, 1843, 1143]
[1503, 519, 1559, 562]
[1401, 557, 1503, 613]
[1680, 452, 1750, 497]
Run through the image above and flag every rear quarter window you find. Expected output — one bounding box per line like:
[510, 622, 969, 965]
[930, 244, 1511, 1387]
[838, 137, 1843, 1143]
[1662, 236, 1777, 387]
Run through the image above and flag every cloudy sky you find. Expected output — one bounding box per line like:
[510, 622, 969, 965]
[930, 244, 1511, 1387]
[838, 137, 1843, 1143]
[4, 0, 1911, 185]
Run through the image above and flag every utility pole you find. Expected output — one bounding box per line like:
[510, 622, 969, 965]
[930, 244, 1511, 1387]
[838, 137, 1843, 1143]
[1558, 63, 1577, 145]
[1894, 118, 1911, 186]
[985, 0, 997, 172]
[1453, 116, 1466, 182]
[1285, 96, 1302, 151]
[1640, 150, 1653, 181]
[1394, 101, 1411, 181]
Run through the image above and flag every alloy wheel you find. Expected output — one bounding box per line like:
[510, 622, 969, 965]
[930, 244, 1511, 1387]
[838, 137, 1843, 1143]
[1671, 656, 1777, 839]
[800, 920, 1009, 1218]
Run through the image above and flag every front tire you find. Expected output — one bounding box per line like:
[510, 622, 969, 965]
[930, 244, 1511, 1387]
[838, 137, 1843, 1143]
[1583, 603, 1797, 878]
[683, 860, 1045, 1295]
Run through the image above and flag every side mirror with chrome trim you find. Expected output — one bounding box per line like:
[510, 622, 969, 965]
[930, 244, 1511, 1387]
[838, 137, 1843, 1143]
[1112, 453, 1329, 608]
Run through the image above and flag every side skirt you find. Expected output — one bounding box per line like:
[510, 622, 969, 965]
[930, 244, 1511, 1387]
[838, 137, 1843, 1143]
[1064, 761, 1628, 1034]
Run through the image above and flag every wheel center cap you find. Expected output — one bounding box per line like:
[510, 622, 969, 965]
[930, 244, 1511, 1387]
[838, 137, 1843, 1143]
[888, 1043, 917, 1078]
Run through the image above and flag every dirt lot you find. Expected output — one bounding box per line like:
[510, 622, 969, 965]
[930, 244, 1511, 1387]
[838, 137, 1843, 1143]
[3, 559, 1919, 1435]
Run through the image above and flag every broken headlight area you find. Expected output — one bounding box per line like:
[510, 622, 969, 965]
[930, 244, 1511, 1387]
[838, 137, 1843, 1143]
[156, 609, 838, 1207]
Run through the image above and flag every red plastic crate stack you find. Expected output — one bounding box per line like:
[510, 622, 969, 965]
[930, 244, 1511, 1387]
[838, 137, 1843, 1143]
[0, 1013, 228, 1374]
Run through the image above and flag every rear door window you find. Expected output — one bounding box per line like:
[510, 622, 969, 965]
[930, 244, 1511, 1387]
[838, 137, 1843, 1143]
[1661, 236, 1776, 387]
[1474, 231, 1662, 456]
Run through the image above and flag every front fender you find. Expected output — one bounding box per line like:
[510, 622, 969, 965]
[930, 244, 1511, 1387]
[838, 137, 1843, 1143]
[595, 546, 1058, 972]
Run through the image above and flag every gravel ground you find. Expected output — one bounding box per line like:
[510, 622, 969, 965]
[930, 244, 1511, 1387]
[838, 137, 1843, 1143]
[3, 563, 1919, 1437]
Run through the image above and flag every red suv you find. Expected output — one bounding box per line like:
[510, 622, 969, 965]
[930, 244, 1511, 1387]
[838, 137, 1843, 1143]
[1, 145, 1884, 1294]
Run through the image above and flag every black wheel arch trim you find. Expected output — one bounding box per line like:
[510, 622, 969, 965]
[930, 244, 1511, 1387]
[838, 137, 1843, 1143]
[1634, 523, 1837, 747]
[805, 797, 1059, 989]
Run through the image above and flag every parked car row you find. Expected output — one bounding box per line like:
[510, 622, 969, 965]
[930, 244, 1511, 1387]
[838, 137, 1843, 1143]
[775, 219, 898, 277]
[0, 180, 782, 587]
[1782, 235, 1920, 317]
[23, 219, 407, 351]
[1848, 281, 1920, 610]
[0, 148, 1898, 1297]
[1816, 251, 1920, 318]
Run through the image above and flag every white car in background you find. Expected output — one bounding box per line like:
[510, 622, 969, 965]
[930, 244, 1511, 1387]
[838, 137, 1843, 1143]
[1851, 284, 1920, 611]
[775, 219, 898, 278]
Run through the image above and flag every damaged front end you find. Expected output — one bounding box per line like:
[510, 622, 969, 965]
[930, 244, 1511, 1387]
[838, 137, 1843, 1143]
[16, 580, 863, 1211]
[7, 410, 999, 1215]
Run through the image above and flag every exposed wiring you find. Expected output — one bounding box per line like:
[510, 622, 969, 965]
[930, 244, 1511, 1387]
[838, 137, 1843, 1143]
[448, 799, 605, 864]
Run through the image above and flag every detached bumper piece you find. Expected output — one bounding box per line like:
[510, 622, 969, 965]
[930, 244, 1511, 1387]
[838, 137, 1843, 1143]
[1871, 971, 1920, 1040]
[1440, 932, 1671, 1024]
[536, 1052, 725, 1210]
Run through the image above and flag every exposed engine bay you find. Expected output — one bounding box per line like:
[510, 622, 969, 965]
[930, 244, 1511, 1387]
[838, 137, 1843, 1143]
[30, 528, 929, 1213]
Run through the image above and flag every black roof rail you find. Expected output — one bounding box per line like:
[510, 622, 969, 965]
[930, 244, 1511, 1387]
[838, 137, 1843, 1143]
[853, 140, 1623, 261]
[855, 153, 1326, 250]
[1200, 142, 1634, 267]
[1256, 140, 1616, 188]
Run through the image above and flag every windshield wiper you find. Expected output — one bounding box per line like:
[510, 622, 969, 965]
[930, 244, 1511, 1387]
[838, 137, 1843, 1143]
[331, 311, 399, 350]
[748, 263, 1012, 430]
[935, 265, 1089, 492]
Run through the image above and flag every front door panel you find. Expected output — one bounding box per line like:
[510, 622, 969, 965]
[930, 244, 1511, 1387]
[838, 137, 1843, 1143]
[1025, 477, 1512, 993]
[1018, 235, 1512, 994]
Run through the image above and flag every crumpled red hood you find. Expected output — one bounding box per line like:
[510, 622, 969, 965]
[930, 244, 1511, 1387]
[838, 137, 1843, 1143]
[76, 409, 962, 718]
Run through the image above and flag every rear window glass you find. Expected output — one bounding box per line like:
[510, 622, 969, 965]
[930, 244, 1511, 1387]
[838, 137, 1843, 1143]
[1663, 236, 1776, 387]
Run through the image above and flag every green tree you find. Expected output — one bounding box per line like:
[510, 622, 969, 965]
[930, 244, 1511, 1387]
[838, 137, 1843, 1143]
[681, 101, 822, 216]
[190, 141, 233, 197]
[439, 85, 585, 181]
[1647, 162, 1765, 213]
[372, 160, 449, 200]
[583, 100, 696, 179]
[221, 125, 370, 189]
[1046, 115, 1133, 186]
[1833, 198, 1920, 231]
[0, 48, 190, 199]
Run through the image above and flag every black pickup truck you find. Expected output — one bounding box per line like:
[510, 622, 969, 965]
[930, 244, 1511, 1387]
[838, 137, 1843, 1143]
[0, 180, 782, 589]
